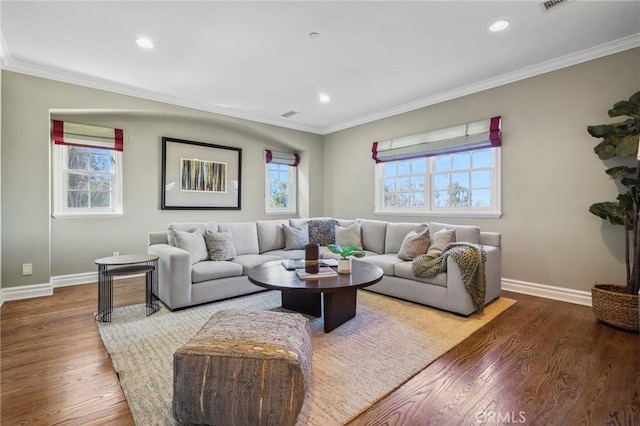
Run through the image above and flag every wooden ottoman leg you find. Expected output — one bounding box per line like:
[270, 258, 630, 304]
[173, 309, 312, 426]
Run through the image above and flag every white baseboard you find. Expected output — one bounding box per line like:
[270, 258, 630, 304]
[502, 278, 592, 307]
[0, 271, 145, 308]
[1, 283, 53, 305]
[52, 272, 98, 288]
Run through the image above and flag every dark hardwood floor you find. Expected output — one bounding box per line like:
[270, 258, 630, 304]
[1, 279, 638, 425]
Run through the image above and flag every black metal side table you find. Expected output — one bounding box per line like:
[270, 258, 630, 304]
[95, 254, 160, 322]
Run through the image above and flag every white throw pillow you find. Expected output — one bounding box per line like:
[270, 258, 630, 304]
[335, 223, 362, 248]
[397, 229, 430, 260]
[174, 229, 209, 264]
[426, 228, 455, 257]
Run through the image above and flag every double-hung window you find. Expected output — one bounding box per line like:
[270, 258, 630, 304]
[373, 116, 502, 218]
[264, 150, 299, 215]
[52, 120, 124, 218]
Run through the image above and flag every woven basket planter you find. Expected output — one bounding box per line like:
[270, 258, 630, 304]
[591, 284, 639, 333]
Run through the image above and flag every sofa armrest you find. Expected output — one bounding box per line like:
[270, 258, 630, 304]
[445, 245, 502, 315]
[479, 232, 501, 248]
[149, 243, 192, 310]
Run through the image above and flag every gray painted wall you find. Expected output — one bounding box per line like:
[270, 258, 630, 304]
[1, 72, 323, 286]
[2, 48, 639, 294]
[323, 48, 640, 292]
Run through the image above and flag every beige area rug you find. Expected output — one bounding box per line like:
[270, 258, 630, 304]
[96, 290, 515, 426]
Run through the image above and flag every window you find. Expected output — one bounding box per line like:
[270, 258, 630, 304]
[265, 162, 297, 214]
[53, 144, 123, 217]
[375, 148, 501, 218]
[51, 120, 124, 218]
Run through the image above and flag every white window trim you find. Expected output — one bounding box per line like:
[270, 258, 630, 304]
[264, 163, 297, 215]
[374, 148, 502, 219]
[52, 145, 123, 219]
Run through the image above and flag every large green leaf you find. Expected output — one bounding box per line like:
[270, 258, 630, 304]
[609, 100, 640, 119]
[605, 166, 635, 179]
[621, 177, 640, 187]
[593, 138, 616, 160]
[589, 201, 625, 226]
[614, 134, 640, 157]
[588, 124, 620, 138]
[629, 91, 640, 106]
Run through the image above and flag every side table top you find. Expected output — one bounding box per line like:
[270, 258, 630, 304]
[95, 254, 159, 266]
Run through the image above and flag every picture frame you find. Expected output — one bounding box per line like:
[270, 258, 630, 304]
[161, 137, 242, 210]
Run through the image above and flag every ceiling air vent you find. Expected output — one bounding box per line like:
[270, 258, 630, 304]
[281, 110, 298, 118]
[539, 0, 572, 12]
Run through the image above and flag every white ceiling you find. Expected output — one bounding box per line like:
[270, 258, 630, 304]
[1, 1, 639, 135]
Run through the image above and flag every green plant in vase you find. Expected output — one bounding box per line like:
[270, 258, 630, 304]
[327, 244, 366, 273]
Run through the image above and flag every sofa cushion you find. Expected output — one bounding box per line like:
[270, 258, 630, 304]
[283, 223, 309, 250]
[231, 254, 284, 274]
[308, 219, 339, 246]
[174, 229, 209, 265]
[262, 249, 305, 260]
[426, 228, 455, 257]
[335, 223, 362, 248]
[357, 219, 387, 254]
[289, 218, 310, 229]
[429, 222, 481, 244]
[204, 230, 236, 261]
[358, 254, 404, 276]
[385, 222, 428, 254]
[256, 220, 288, 253]
[394, 262, 447, 287]
[191, 260, 244, 283]
[397, 229, 430, 260]
[218, 222, 260, 255]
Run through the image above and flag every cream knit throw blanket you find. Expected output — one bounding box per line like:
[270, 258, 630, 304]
[412, 242, 487, 313]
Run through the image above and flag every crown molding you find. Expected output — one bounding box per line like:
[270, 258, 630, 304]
[2, 33, 638, 136]
[321, 33, 640, 135]
[2, 60, 323, 134]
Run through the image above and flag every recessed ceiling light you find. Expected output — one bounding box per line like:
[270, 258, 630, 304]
[489, 20, 510, 32]
[309, 32, 320, 39]
[319, 93, 331, 104]
[135, 37, 154, 49]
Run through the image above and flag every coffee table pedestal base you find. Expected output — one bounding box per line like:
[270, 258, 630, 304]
[282, 289, 358, 333]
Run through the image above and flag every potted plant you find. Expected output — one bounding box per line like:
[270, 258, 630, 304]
[587, 90, 640, 332]
[327, 244, 366, 273]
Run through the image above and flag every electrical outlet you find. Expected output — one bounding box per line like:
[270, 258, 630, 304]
[22, 263, 33, 276]
[113, 251, 120, 257]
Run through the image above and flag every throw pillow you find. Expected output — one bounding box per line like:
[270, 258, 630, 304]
[283, 223, 309, 250]
[308, 219, 339, 246]
[204, 230, 236, 261]
[167, 223, 198, 247]
[426, 228, 455, 257]
[335, 223, 362, 248]
[174, 229, 209, 264]
[397, 229, 430, 260]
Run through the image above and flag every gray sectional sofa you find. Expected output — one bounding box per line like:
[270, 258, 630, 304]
[147, 218, 501, 315]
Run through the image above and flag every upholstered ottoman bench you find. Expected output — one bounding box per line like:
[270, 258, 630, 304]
[172, 308, 313, 426]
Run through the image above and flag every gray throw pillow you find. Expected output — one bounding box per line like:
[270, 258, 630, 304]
[426, 228, 455, 257]
[204, 230, 236, 261]
[308, 219, 339, 246]
[397, 229, 430, 260]
[283, 223, 309, 250]
[335, 223, 362, 248]
[174, 229, 209, 264]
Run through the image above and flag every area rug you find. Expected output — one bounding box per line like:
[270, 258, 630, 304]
[96, 291, 515, 426]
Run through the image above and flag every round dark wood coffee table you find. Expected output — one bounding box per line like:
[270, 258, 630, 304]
[248, 260, 383, 332]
